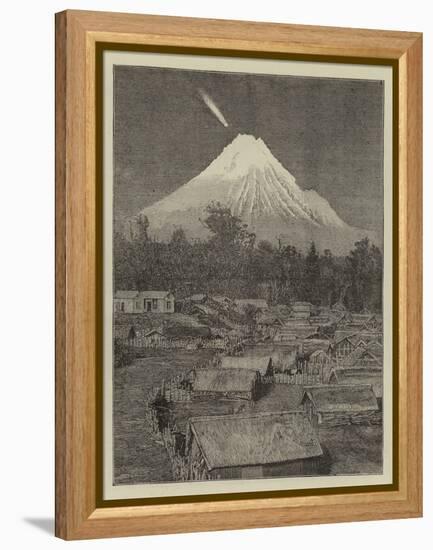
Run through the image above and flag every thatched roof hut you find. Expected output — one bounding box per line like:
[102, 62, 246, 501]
[188, 412, 322, 471]
[342, 346, 382, 368]
[192, 368, 260, 400]
[220, 355, 272, 376]
[302, 385, 379, 413]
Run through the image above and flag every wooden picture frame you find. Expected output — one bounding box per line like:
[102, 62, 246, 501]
[55, 9, 422, 540]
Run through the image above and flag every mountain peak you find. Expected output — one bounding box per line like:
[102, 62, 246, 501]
[230, 133, 261, 148]
[224, 133, 271, 155]
[205, 133, 278, 177]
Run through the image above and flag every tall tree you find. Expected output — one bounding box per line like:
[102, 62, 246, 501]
[319, 249, 339, 307]
[345, 238, 382, 312]
[136, 213, 150, 242]
[303, 242, 321, 304]
[202, 201, 255, 249]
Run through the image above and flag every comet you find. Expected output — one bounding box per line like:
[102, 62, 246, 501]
[198, 88, 229, 128]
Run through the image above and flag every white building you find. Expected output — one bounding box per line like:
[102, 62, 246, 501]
[114, 290, 175, 314]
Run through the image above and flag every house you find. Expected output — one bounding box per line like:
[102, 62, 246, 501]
[333, 334, 358, 361]
[308, 350, 338, 384]
[192, 368, 260, 401]
[333, 329, 382, 347]
[220, 355, 273, 377]
[113, 290, 140, 313]
[114, 290, 175, 313]
[185, 412, 323, 480]
[139, 291, 175, 313]
[274, 323, 316, 342]
[335, 371, 383, 409]
[256, 315, 284, 336]
[349, 313, 372, 326]
[333, 311, 353, 327]
[353, 336, 382, 354]
[361, 314, 383, 332]
[291, 302, 313, 319]
[341, 346, 382, 370]
[301, 384, 380, 427]
[142, 329, 166, 347]
[365, 340, 383, 357]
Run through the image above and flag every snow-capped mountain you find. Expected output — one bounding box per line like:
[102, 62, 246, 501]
[130, 134, 377, 253]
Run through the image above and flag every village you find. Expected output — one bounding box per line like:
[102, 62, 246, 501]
[113, 289, 384, 484]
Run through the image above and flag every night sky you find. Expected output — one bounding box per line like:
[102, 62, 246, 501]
[113, 65, 384, 233]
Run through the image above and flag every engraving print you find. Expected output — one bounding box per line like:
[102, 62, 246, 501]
[112, 65, 385, 487]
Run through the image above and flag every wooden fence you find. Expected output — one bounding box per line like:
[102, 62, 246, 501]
[146, 355, 221, 405]
[263, 371, 324, 386]
[130, 337, 227, 350]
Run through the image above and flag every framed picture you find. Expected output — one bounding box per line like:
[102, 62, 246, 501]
[55, 10, 422, 540]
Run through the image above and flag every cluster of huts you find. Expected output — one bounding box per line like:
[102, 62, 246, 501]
[183, 379, 384, 481]
[114, 290, 383, 366]
[116, 289, 384, 481]
[149, 346, 381, 482]
[150, 381, 380, 481]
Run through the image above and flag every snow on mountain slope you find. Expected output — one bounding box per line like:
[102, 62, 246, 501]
[130, 134, 377, 253]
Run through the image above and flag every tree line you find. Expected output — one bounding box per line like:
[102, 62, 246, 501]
[114, 202, 383, 312]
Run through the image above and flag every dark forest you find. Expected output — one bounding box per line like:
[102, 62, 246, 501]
[114, 202, 383, 312]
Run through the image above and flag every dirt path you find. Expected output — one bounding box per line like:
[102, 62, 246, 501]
[113, 349, 215, 485]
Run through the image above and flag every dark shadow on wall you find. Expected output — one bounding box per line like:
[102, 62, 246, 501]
[23, 517, 54, 535]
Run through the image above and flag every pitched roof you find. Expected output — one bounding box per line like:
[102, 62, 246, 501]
[193, 368, 258, 393]
[335, 334, 358, 346]
[366, 341, 383, 356]
[114, 290, 139, 299]
[189, 412, 322, 470]
[220, 355, 271, 375]
[336, 371, 383, 398]
[139, 290, 173, 299]
[361, 315, 383, 330]
[144, 329, 164, 337]
[302, 385, 379, 412]
[309, 349, 331, 361]
[114, 290, 174, 299]
[342, 346, 382, 367]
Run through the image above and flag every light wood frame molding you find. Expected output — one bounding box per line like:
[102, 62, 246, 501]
[55, 9, 422, 540]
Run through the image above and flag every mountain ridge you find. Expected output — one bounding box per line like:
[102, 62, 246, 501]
[127, 134, 378, 254]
